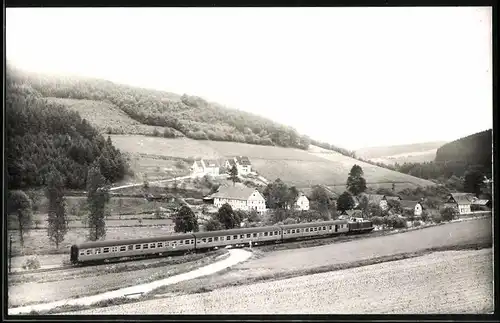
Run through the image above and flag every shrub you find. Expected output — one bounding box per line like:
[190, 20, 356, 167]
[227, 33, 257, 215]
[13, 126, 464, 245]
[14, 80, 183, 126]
[420, 210, 430, 222]
[440, 206, 458, 222]
[370, 216, 384, 226]
[413, 220, 421, 227]
[431, 212, 443, 224]
[23, 257, 41, 270]
[386, 215, 407, 229]
[283, 217, 297, 225]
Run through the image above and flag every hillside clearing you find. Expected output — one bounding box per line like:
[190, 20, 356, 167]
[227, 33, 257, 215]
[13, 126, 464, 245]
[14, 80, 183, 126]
[62, 249, 493, 314]
[108, 135, 436, 189]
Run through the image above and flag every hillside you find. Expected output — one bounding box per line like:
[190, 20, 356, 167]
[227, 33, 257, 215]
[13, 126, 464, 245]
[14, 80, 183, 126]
[435, 129, 492, 176]
[7, 64, 318, 151]
[355, 141, 446, 162]
[6, 73, 129, 190]
[109, 135, 436, 191]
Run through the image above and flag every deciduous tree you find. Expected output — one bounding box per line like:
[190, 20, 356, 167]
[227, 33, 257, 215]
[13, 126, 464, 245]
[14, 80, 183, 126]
[336, 191, 355, 212]
[8, 190, 33, 248]
[46, 168, 68, 249]
[86, 163, 110, 241]
[216, 203, 241, 229]
[174, 205, 199, 233]
[346, 165, 367, 196]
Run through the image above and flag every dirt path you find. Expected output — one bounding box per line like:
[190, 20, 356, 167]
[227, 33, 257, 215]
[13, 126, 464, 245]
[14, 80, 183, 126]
[8, 249, 252, 315]
[63, 249, 493, 314]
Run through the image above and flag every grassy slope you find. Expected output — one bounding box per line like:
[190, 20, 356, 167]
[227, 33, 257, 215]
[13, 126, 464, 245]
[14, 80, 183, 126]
[355, 141, 447, 159]
[109, 134, 436, 190]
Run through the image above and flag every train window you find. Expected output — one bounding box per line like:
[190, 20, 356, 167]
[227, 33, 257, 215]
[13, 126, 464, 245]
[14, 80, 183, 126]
[233, 235, 238, 240]
[275, 231, 279, 235]
[208, 238, 213, 243]
[291, 229, 296, 234]
[227, 236, 231, 240]
[80, 251, 85, 256]
[112, 247, 118, 252]
[264, 232, 268, 236]
[329, 226, 332, 230]
[287, 230, 291, 234]
[135, 244, 141, 250]
[269, 232, 273, 236]
[323, 226, 326, 230]
[185, 240, 190, 244]
[86, 250, 92, 255]
[305, 228, 309, 232]
[157, 242, 163, 248]
[120, 246, 127, 252]
[246, 234, 251, 238]
[253, 233, 257, 237]
[128, 245, 133, 250]
[95, 248, 101, 254]
[179, 240, 183, 245]
[314, 227, 318, 231]
[143, 244, 149, 249]
[150, 243, 156, 249]
[191, 239, 195, 244]
[214, 237, 219, 242]
[202, 238, 207, 243]
[103, 247, 110, 253]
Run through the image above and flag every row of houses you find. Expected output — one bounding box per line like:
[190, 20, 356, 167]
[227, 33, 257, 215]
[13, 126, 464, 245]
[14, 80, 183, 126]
[203, 184, 310, 214]
[346, 192, 491, 217]
[191, 156, 253, 177]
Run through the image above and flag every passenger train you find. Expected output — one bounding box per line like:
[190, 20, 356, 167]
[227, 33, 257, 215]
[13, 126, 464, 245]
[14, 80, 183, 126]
[70, 218, 373, 264]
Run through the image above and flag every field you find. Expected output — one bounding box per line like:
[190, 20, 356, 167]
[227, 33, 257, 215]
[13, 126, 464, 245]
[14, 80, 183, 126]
[46, 98, 182, 137]
[64, 248, 493, 314]
[8, 250, 227, 307]
[8, 226, 181, 256]
[150, 217, 491, 295]
[355, 141, 446, 160]
[108, 135, 436, 189]
[369, 149, 438, 165]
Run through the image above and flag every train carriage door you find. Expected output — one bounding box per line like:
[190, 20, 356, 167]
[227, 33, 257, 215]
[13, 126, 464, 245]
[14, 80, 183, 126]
[335, 225, 338, 232]
[70, 245, 79, 263]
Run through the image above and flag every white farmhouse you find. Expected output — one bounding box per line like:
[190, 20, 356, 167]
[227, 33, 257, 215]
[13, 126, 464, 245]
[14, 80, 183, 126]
[190, 159, 220, 177]
[210, 186, 266, 214]
[294, 193, 310, 211]
[399, 200, 424, 217]
[224, 156, 252, 175]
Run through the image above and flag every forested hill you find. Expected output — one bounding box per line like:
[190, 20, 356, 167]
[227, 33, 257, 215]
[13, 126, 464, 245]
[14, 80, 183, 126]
[7, 64, 330, 152]
[435, 129, 492, 176]
[6, 68, 129, 190]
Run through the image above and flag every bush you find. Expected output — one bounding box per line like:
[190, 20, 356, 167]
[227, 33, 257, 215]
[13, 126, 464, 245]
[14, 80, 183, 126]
[370, 216, 385, 226]
[431, 212, 443, 224]
[413, 220, 421, 227]
[440, 206, 458, 222]
[386, 215, 407, 229]
[420, 210, 430, 222]
[23, 257, 41, 270]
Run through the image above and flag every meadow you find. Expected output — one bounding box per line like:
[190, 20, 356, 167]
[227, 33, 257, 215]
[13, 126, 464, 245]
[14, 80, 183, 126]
[108, 135, 436, 189]
[67, 249, 492, 314]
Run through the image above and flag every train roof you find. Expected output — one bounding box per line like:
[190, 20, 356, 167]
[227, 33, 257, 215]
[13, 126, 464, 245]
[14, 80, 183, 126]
[74, 233, 196, 249]
[194, 225, 282, 238]
[279, 220, 348, 230]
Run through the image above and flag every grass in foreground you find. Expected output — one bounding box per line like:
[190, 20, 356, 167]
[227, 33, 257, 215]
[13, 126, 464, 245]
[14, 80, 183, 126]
[23, 242, 491, 315]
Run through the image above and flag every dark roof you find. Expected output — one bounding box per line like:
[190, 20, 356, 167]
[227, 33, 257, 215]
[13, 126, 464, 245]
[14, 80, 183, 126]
[472, 199, 490, 206]
[399, 200, 421, 209]
[203, 159, 219, 167]
[210, 186, 260, 200]
[74, 233, 195, 249]
[280, 220, 348, 230]
[449, 193, 476, 205]
[196, 226, 282, 238]
[385, 196, 402, 201]
[236, 156, 252, 166]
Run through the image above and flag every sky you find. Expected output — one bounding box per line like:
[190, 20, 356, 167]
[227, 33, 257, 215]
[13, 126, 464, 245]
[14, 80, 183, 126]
[6, 7, 492, 150]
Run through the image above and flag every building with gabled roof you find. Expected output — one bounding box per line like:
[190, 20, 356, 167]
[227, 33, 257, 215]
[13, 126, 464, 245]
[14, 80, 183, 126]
[209, 185, 266, 214]
[444, 193, 476, 214]
[294, 192, 310, 211]
[399, 200, 423, 217]
[190, 159, 220, 177]
[224, 156, 252, 175]
[357, 193, 389, 210]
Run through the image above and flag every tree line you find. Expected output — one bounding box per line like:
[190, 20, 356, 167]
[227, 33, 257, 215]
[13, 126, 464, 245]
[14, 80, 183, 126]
[6, 70, 130, 190]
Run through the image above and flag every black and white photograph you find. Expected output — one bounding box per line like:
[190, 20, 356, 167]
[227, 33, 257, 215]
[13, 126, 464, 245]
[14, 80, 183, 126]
[5, 6, 494, 316]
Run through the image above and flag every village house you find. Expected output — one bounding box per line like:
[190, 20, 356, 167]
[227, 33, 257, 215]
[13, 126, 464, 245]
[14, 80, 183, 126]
[355, 194, 389, 211]
[294, 193, 310, 211]
[385, 195, 402, 202]
[190, 159, 220, 177]
[224, 156, 252, 175]
[399, 200, 424, 217]
[444, 193, 476, 215]
[209, 186, 267, 214]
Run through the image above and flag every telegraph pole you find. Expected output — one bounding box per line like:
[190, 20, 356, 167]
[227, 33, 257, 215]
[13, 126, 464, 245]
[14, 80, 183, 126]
[9, 235, 13, 274]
